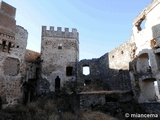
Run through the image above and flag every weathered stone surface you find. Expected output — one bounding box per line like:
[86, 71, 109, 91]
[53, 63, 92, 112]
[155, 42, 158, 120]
[109, 39, 136, 70]
[40, 27, 79, 92]
[1, 0, 160, 110]
[0, 1, 16, 37]
[0, 1, 28, 107]
[77, 54, 132, 92]
[77, 90, 133, 111]
[3, 57, 20, 76]
[129, 0, 160, 103]
[25, 49, 40, 62]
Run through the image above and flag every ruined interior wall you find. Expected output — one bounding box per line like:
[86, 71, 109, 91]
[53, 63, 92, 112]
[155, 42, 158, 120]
[109, 39, 136, 70]
[77, 54, 109, 83]
[132, 0, 160, 60]
[77, 58, 100, 83]
[147, 1, 160, 97]
[100, 53, 132, 90]
[129, 0, 160, 103]
[40, 26, 79, 92]
[77, 53, 132, 91]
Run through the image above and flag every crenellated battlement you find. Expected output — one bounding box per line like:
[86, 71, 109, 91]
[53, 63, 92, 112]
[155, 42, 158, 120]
[42, 26, 79, 39]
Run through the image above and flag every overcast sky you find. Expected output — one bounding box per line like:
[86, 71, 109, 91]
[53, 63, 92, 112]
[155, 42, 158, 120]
[3, 0, 151, 60]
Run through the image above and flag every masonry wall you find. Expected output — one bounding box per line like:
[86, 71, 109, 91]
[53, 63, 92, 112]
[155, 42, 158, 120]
[129, 0, 160, 103]
[1, 0, 160, 107]
[76, 0, 160, 103]
[0, 25, 28, 107]
[25, 49, 40, 80]
[109, 39, 136, 70]
[40, 26, 79, 92]
[0, 1, 16, 37]
[77, 47, 134, 91]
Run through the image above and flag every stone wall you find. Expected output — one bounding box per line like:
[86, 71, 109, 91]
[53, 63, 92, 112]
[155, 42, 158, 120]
[129, 0, 160, 103]
[77, 50, 134, 91]
[4, 57, 20, 76]
[25, 49, 40, 80]
[109, 39, 136, 70]
[0, 1, 16, 37]
[78, 91, 133, 112]
[1, 0, 160, 107]
[0, 25, 28, 107]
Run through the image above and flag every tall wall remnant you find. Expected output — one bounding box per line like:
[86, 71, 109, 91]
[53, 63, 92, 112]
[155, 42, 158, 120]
[77, 51, 134, 92]
[129, 0, 160, 103]
[0, 1, 28, 107]
[76, 0, 160, 104]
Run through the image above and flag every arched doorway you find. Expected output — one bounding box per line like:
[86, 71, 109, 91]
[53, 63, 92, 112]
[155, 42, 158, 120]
[55, 76, 60, 91]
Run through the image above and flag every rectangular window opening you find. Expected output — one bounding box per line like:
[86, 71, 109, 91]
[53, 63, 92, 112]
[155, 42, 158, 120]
[58, 43, 62, 49]
[66, 66, 73, 76]
[83, 66, 90, 75]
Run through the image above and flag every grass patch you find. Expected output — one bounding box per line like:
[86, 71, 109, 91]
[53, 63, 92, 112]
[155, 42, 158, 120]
[82, 111, 118, 120]
[2, 98, 58, 120]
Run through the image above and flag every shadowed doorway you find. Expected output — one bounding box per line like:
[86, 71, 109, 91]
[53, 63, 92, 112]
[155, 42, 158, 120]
[22, 79, 37, 105]
[55, 76, 60, 91]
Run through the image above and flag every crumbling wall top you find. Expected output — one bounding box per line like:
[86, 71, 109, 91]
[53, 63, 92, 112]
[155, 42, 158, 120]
[133, 0, 160, 26]
[16, 25, 28, 34]
[42, 26, 79, 39]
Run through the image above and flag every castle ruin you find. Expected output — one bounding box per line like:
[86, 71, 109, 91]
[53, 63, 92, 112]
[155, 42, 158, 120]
[0, 0, 160, 109]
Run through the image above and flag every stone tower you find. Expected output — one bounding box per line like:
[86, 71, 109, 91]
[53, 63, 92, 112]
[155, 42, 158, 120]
[40, 26, 79, 92]
[0, 1, 28, 106]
